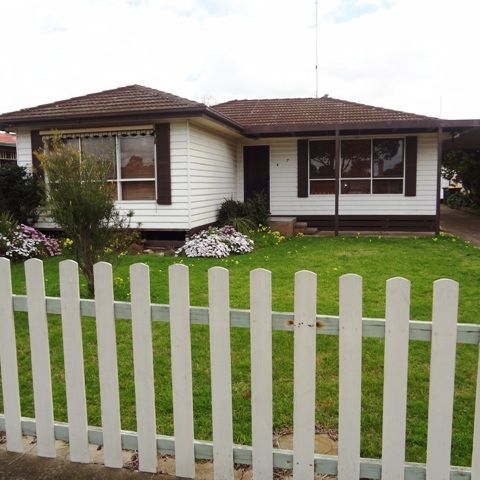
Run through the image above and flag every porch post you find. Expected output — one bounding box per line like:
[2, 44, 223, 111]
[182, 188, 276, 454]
[334, 130, 340, 236]
[435, 125, 443, 235]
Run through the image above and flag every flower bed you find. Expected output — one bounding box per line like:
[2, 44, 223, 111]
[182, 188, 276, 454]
[0, 224, 61, 260]
[176, 225, 254, 258]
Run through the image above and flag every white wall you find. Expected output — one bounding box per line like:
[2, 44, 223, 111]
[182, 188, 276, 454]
[238, 133, 437, 216]
[16, 123, 437, 231]
[16, 128, 32, 170]
[188, 122, 237, 229]
[16, 120, 191, 230]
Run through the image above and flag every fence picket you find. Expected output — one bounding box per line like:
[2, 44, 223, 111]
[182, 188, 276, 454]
[381, 277, 411, 480]
[25, 258, 55, 458]
[293, 270, 317, 480]
[472, 346, 480, 479]
[250, 268, 273, 479]
[59, 260, 89, 463]
[130, 263, 157, 473]
[426, 279, 459, 480]
[169, 264, 195, 478]
[338, 274, 362, 480]
[0, 258, 22, 453]
[93, 262, 122, 468]
[1, 259, 475, 479]
[208, 267, 234, 480]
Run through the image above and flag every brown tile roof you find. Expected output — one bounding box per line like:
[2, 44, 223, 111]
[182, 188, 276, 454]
[0, 132, 16, 145]
[0, 85, 206, 123]
[213, 96, 438, 132]
[0, 85, 448, 135]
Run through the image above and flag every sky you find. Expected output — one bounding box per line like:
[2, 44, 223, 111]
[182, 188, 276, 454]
[0, 0, 479, 119]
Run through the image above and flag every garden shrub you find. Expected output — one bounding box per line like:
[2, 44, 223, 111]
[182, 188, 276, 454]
[36, 136, 136, 294]
[176, 225, 254, 258]
[0, 163, 44, 224]
[217, 194, 269, 233]
[245, 193, 269, 226]
[446, 191, 470, 209]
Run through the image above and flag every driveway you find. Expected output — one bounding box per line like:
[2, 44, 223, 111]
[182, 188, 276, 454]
[441, 204, 480, 247]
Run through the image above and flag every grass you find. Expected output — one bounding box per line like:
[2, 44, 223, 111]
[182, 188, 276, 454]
[2, 234, 480, 467]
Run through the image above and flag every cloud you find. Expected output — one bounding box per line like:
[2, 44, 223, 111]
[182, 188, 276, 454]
[1, 0, 479, 119]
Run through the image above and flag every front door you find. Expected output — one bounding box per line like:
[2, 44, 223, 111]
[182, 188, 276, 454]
[243, 145, 270, 208]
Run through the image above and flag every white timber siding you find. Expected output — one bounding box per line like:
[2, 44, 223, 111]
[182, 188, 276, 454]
[238, 133, 437, 216]
[188, 123, 237, 229]
[16, 121, 191, 230]
[15, 128, 33, 170]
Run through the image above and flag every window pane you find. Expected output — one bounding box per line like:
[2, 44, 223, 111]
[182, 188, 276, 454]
[122, 181, 156, 200]
[341, 140, 371, 178]
[120, 136, 155, 179]
[341, 179, 371, 194]
[372, 179, 403, 194]
[108, 182, 118, 201]
[310, 180, 335, 194]
[63, 138, 80, 150]
[373, 139, 404, 177]
[310, 140, 335, 179]
[81, 137, 116, 179]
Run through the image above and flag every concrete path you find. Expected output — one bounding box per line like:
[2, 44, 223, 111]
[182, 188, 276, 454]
[0, 451, 173, 480]
[441, 204, 480, 247]
[0, 430, 338, 479]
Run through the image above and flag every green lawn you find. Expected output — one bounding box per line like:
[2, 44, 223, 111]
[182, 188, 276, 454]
[2, 234, 480, 466]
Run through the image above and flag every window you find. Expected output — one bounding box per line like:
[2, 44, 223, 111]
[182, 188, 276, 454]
[372, 139, 404, 194]
[120, 136, 156, 200]
[309, 137, 405, 195]
[340, 138, 404, 195]
[52, 132, 156, 201]
[309, 140, 336, 194]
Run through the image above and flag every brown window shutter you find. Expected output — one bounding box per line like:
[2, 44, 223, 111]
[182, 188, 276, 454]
[405, 136, 417, 197]
[30, 130, 45, 179]
[297, 139, 309, 198]
[155, 123, 171, 205]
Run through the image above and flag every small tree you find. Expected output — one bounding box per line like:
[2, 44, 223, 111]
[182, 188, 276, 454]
[0, 163, 44, 224]
[443, 149, 480, 207]
[37, 137, 135, 293]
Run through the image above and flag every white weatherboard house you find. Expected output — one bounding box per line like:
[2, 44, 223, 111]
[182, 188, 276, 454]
[0, 84, 478, 237]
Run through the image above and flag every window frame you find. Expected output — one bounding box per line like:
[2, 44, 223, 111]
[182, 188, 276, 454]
[308, 136, 406, 196]
[61, 133, 157, 203]
[308, 139, 336, 195]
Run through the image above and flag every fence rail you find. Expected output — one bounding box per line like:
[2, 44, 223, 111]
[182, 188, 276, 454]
[0, 257, 478, 480]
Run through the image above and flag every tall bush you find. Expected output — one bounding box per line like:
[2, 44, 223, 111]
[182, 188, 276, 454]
[443, 150, 480, 207]
[36, 137, 135, 294]
[0, 163, 44, 224]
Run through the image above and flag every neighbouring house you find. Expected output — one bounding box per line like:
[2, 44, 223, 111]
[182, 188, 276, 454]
[0, 131, 16, 165]
[0, 84, 478, 237]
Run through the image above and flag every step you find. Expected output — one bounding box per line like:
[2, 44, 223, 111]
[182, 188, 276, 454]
[268, 216, 297, 236]
[303, 227, 318, 235]
[294, 221, 308, 229]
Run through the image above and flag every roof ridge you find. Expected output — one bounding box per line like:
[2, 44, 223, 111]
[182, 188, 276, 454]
[130, 85, 205, 107]
[214, 96, 437, 120]
[0, 85, 140, 116]
[0, 84, 204, 117]
[322, 95, 438, 120]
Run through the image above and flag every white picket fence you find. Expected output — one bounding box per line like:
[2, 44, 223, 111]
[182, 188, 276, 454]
[0, 257, 479, 479]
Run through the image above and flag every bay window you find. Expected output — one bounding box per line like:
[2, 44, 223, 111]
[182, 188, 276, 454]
[309, 137, 405, 195]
